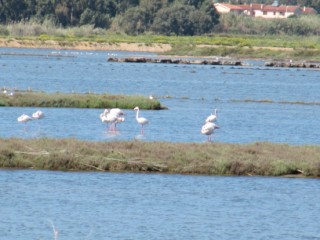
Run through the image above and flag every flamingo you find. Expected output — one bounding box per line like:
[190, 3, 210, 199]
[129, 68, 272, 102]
[104, 108, 125, 116]
[100, 110, 125, 131]
[100, 112, 117, 130]
[17, 114, 33, 123]
[17, 114, 33, 130]
[201, 122, 219, 142]
[205, 108, 218, 123]
[134, 106, 149, 134]
[32, 110, 45, 120]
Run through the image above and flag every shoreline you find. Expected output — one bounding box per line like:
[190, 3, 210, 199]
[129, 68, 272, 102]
[1, 38, 319, 68]
[0, 38, 172, 52]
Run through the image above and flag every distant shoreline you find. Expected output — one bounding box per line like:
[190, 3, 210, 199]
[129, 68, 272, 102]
[2, 38, 319, 68]
[0, 38, 172, 52]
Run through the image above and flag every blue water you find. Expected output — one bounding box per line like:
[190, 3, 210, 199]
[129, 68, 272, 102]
[1, 170, 319, 240]
[1, 49, 320, 240]
[1, 48, 319, 144]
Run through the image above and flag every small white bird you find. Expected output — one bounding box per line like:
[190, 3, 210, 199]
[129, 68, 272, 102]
[32, 110, 45, 120]
[17, 114, 33, 123]
[134, 106, 149, 134]
[205, 108, 218, 123]
[201, 122, 219, 142]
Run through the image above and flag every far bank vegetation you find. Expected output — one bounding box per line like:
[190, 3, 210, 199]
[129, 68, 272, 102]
[0, 0, 319, 60]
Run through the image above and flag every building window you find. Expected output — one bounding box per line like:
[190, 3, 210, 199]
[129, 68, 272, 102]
[263, 11, 267, 15]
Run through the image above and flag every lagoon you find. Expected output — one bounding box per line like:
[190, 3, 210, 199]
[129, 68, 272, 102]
[1, 169, 320, 240]
[0, 48, 320, 144]
[1, 48, 320, 240]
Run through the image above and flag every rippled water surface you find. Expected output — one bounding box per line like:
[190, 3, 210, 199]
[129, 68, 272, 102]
[1, 49, 320, 239]
[1, 170, 320, 240]
[1, 48, 320, 144]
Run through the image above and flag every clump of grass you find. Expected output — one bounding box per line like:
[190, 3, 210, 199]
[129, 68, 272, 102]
[0, 90, 166, 110]
[0, 138, 319, 177]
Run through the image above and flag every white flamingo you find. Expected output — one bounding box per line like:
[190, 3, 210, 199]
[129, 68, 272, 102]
[104, 108, 125, 116]
[201, 122, 219, 142]
[32, 110, 45, 120]
[100, 110, 125, 131]
[134, 106, 149, 134]
[205, 108, 218, 123]
[17, 114, 33, 123]
[17, 114, 33, 130]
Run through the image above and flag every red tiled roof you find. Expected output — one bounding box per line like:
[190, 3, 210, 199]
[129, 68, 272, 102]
[241, 4, 299, 12]
[277, 5, 300, 12]
[216, 3, 247, 10]
[302, 7, 318, 14]
[216, 3, 317, 14]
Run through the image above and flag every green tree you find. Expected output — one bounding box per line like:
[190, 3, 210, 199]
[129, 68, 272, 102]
[119, 7, 150, 35]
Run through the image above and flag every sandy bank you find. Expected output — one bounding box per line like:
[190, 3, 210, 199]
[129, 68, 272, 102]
[0, 38, 172, 52]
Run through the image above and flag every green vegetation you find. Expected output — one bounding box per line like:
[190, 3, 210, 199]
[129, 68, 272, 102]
[1, 32, 320, 60]
[0, 0, 319, 60]
[0, 0, 319, 37]
[0, 138, 319, 177]
[0, 0, 218, 36]
[0, 90, 165, 110]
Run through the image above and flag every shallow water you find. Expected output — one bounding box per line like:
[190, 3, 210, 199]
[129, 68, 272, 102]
[1, 48, 320, 144]
[1, 49, 320, 240]
[1, 170, 319, 240]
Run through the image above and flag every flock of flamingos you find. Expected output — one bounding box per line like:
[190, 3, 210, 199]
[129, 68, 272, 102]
[17, 107, 219, 141]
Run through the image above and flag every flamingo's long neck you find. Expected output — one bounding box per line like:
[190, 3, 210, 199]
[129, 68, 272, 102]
[135, 109, 140, 120]
[214, 109, 217, 116]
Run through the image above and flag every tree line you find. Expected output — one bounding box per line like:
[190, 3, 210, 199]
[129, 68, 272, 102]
[0, 0, 319, 36]
[0, 0, 219, 36]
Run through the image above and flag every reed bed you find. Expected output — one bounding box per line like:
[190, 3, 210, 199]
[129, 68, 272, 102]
[1, 138, 319, 177]
[0, 90, 165, 109]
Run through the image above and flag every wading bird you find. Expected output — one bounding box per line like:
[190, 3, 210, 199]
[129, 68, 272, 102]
[134, 106, 149, 134]
[201, 122, 219, 142]
[17, 114, 33, 123]
[205, 108, 218, 123]
[104, 108, 125, 117]
[17, 114, 33, 130]
[100, 109, 125, 131]
[32, 110, 45, 120]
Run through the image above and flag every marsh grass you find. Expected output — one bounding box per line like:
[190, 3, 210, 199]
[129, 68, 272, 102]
[1, 138, 319, 177]
[0, 90, 165, 109]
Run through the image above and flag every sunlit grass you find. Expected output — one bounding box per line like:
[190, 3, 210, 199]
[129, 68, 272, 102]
[1, 25, 320, 60]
